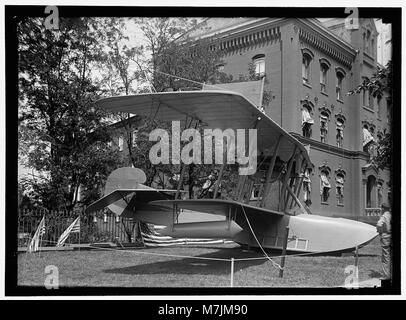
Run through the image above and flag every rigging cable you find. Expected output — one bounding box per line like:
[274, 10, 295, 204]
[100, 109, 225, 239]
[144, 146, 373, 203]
[148, 68, 230, 91]
[239, 204, 283, 270]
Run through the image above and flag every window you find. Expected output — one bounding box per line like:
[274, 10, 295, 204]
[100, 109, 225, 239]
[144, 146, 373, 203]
[132, 129, 138, 148]
[320, 112, 329, 143]
[301, 105, 314, 138]
[336, 71, 344, 101]
[365, 30, 371, 54]
[303, 168, 312, 206]
[363, 32, 366, 51]
[336, 118, 344, 148]
[302, 54, 311, 84]
[366, 175, 376, 208]
[377, 181, 383, 207]
[362, 125, 374, 153]
[371, 38, 375, 57]
[253, 55, 265, 77]
[118, 136, 124, 151]
[362, 89, 368, 106]
[320, 170, 331, 203]
[377, 96, 382, 117]
[362, 77, 369, 107]
[320, 62, 329, 93]
[336, 173, 345, 205]
[368, 89, 374, 109]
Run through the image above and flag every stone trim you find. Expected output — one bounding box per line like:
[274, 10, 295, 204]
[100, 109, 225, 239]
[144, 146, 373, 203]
[218, 26, 281, 52]
[298, 27, 354, 68]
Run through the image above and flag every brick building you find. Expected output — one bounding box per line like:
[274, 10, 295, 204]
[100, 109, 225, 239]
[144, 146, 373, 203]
[180, 17, 391, 221]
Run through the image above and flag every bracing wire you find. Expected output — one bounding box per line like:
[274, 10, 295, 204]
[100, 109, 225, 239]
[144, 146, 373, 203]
[239, 204, 283, 270]
[148, 68, 229, 91]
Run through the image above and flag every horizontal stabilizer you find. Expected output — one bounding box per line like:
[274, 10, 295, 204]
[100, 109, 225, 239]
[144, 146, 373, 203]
[85, 188, 182, 214]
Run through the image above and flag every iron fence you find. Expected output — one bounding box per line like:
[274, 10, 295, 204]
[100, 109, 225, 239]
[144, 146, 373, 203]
[17, 208, 142, 247]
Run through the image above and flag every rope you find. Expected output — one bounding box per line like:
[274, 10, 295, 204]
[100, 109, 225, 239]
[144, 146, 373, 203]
[27, 239, 231, 262]
[24, 236, 355, 263]
[239, 204, 283, 270]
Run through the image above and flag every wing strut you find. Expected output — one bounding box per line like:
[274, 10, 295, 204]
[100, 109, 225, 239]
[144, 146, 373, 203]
[175, 117, 199, 199]
[260, 134, 282, 207]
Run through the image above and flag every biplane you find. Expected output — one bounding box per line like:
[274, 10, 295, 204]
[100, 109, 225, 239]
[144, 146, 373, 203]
[86, 82, 378, 253]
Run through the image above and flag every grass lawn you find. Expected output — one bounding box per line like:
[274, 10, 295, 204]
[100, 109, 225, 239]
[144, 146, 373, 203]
[18, 237, 384, 288]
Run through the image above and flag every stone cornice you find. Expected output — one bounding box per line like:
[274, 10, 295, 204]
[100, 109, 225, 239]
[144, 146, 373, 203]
[296, 19, 357, 69]
[198, 18, 283, 41]
[291, 132, 370, 161]
[216, 25, 282, 52]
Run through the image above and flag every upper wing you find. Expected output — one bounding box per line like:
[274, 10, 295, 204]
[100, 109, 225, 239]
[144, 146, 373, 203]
[96, 90, 310, 163]
[85, 188, 183, 214]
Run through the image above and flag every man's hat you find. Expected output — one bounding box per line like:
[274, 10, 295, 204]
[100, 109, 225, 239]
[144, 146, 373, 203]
[381, 202, 390, 209]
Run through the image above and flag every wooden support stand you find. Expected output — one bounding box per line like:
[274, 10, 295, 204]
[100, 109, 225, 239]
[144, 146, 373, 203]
[279, 226, 290, 278]
[230, 258, 235, 287]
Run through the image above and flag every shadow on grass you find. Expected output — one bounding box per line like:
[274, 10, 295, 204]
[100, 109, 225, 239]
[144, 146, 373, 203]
[104, 247, 269, 276]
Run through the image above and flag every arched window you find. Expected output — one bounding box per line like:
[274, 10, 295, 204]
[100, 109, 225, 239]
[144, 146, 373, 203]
[252, 54, 265, 77]
[303, 168, 312, 206]
[377, 96, 382, 117]
[377, 181, 383, 207]
[371, 38, 375, 57]
[362, 77, 369, 106]
[320, 169, 331, 204]
[336, 172, 345, 205]
[320, 111, 329, 143]
[301, 104, 314, 138]
[336, 69, 345, 101]
[336, 117, 345, 148]
[319, 59, 330, 93]
[302, 54, 312, 84]
[362, 125, 374, 153]
[366, 175, 376, 208]
[366, 30, 371, 54]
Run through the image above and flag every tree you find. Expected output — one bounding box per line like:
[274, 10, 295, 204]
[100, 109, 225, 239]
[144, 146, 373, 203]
[348, 61, 393, 170]
[134, 18, 240, 198]
[18, 17, 123, 211]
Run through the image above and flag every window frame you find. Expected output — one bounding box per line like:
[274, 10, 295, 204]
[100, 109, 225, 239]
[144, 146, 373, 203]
[319, 112, 329, 144]
[301, 104, 314, 138]
[336, 117, 345, 148]
[335, 71, 344, 101]
[377, 96, 382, 118]
[301, 49, 314, 86]
[319, 58, 331, 94]
[336, 173, 345, 206]
[303, 168, 312, 206]
[252, 54, 266, 77]
[302, 54, 311, 84]
[319, 167, 331, 205]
